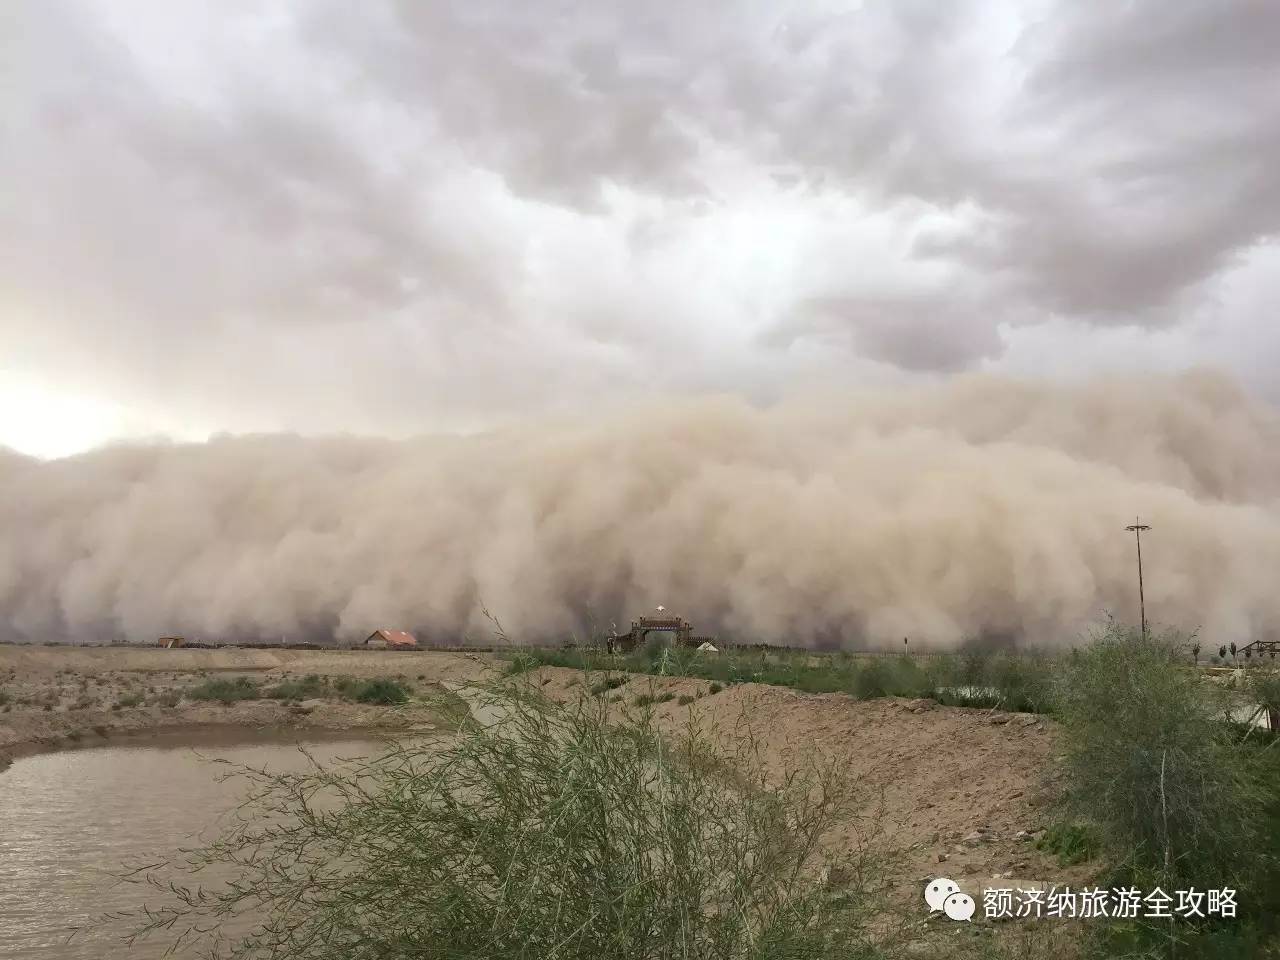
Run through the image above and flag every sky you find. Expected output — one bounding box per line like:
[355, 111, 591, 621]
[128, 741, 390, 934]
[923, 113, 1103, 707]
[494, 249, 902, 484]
[3, 0, 1279, 458]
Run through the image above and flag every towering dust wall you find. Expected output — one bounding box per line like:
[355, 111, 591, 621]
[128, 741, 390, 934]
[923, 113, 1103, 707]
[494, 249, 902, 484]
[2, 371, 1278, 648]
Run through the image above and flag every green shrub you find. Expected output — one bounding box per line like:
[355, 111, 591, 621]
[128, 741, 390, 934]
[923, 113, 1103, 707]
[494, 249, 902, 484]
[957, 649, 992, 687]
[632, 691, 677, 707]
[112, 680, 883, 959]
[1035, 821, 1099, 866]
[677, 694, 695, 706]
[707, 682, 724, 695]
[264, 675, 329, 701]
[350, 678, 409, 705]
[1247, 668, 1280, 731]
[1051, 626, 1280, 956]
[588, 676, 627, 696]
[332, 676, 361, 698]
[187, 677, 260, 705]
[851, 660, 899, 699]
[501, 652, 540, 676]
[640, 632, 671, 663]
[987, 653, 1054, 713]
[1056, 624, 1258, 891]
[115, 693, 144, 709]
[887, 656, 933, 698]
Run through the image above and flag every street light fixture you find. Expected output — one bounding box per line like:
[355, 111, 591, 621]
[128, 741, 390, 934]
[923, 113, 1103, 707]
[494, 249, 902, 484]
[1125, 517, 1151, 637]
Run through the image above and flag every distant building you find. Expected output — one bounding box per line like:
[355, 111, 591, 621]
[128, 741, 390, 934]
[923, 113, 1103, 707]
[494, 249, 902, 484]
[364, 629, 418, 650]
[157, 636, 185, 649]
[608, 614, 718, 654]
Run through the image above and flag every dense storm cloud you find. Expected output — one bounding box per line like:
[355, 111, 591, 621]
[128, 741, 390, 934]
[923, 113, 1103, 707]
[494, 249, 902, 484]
[2, 4, 1278, 645]
[3, 0, 1279, 453]
[3, 373, 1279, 648]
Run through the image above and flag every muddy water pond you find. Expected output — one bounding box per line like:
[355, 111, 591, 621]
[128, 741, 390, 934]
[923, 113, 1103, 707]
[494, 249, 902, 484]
[0, 729, 393, 959]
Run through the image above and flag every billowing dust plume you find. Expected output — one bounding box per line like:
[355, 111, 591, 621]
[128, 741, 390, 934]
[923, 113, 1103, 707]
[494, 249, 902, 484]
[3, 371, 1279, 649]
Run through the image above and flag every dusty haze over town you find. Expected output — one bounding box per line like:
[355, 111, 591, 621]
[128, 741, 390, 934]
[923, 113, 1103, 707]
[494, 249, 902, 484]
[2, 2, 1278, 648]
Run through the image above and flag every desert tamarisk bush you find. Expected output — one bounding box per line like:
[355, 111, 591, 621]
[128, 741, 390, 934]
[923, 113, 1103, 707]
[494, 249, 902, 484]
[109, 679, 889, 960]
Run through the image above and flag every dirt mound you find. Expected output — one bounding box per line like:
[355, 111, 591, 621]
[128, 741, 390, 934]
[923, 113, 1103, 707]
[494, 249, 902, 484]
[527, 667, 1072, 893]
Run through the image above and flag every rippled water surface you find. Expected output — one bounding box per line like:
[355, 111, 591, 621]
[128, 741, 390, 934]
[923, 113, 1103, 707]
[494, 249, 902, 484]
[0, 731, 389, 959]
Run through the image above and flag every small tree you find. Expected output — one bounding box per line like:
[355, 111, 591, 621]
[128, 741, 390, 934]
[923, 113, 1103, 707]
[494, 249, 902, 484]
[1230, 641, 1238, 663]
[1056, 625, 1261, 893]
[1191, 641, 1201, 665]
[1220, 645, 1228, 661]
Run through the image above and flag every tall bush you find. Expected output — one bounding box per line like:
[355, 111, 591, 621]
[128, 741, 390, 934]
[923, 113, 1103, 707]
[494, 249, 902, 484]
[1055, 624, 1259, 891]
[114, 680, 885, 960]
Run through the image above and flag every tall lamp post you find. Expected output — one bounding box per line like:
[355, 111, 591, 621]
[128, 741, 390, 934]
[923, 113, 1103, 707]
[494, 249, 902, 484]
[1125, 517, 1151, 637]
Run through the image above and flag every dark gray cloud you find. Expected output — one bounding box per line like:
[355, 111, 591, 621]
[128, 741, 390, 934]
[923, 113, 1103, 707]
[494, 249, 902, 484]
[1, 0, 1278, 452]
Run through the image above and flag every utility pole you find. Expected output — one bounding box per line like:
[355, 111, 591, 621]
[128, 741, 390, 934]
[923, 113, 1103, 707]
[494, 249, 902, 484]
[1125, 517, 1151, 637]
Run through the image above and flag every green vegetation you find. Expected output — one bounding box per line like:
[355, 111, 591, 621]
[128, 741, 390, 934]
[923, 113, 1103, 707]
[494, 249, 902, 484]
[114, 693, 144, 709]
[1057, 627, 1256, 888]
[632, 690, 677, 707]
[183, 674, 411, 707]
[263, 674, 330, 701]
[501, 650, 542, 676]
[330, 675, 411, 704]
[1034, 820, 1100, 866]
[502, 644, 1056, 714]
[117, 679, 888, 959]
[350, 677, 409, 705]
[1245, 667, 1280, 731]
[187, 676, 261, 704]
[588, 675, 627, 696]
[1054, 625, 1280, 958]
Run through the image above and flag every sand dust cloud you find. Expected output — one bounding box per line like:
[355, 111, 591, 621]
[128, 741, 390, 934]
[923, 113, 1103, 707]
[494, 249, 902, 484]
[2, 371, 1278, 649]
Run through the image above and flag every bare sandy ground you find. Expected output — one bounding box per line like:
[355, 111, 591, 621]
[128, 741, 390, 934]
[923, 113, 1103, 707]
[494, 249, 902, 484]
[520, 667, 1078, 895]
[0, 646, 490, 768]
[0, 643, 491, 677]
